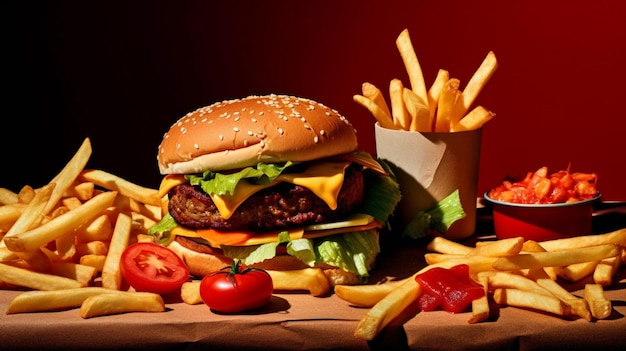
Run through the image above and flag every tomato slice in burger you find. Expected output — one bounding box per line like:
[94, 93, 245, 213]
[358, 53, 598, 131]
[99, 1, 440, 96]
[120, 242, 189, 295]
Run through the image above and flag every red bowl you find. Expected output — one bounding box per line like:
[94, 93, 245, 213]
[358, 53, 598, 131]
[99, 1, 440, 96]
[483, 192, 601, 241]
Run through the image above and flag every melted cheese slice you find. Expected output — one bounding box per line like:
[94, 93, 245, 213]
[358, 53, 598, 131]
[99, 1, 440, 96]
[171, 213, 380, 247]
[159, 160, 351, 219]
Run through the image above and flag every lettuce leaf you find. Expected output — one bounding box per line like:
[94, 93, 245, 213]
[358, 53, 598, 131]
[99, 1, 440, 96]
[186, 161, 297, 196]
[401, 189, 466, 239]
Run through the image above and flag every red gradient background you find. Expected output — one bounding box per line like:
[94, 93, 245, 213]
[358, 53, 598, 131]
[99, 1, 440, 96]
[3, 1, 625, 201]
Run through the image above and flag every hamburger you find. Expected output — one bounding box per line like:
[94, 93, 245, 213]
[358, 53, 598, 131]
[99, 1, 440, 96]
[149, 94, 401, 287]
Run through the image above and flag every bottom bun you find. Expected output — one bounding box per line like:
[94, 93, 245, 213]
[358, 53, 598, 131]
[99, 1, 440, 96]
[168, 236, 361, 286]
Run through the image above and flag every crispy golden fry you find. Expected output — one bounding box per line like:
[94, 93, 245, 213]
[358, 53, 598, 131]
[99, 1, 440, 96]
[181, 281, 203, 305]
[593, 254, 621, 287]
[0, 188, 19, 205]
[79, 169, 161, 207]
[75, 214, 113, 242]
[468, 274, 490, 324]
[267, 268, 330, 297]
[493, 288, 570, 317]
[45, 138, 93, 215]
[389, 79, 411, 130]
[6, 287, 128, 314]
[492, 244, 619, 271]
[79, 254, 107, 272]
[334, 278, 408, 307]
[0, 203, 26, 230]
[395, 29, 429, 108]
[101, 212, 132, 290]
[557, 261, 599, 282]
[55, 232, 77, 261]
[539, 228, 626, 251]
[62, 181, 94, 201]
[530, 272, 592, 322]
[3, 191, 117, 252]
[426, 236, 473, 255]
[362, 82, 392, 123]
[584, 283, 612, 320]
[427, 69, 449, 128]
[353, 94, 398, 130]
[450, 105, 495, 132]
[488, 271, 551, 296]
[519, 241, 558, 280]
[0, 247, 18, 262]
[354, 275, 421, 340]
[50, 262, 98, 287]
[79, 292, 165, 319]
[403, 88, 430, 132]
[61, 197, 83, 210]
[17, 185, 36, 204]
[449, 51, 498, 125]
[435, 78, 461, 132]
[0, 262, 82, 290]
[76, 240, 108, 257]
[4, 183, 55, 237]
[469, 237, 523, 257]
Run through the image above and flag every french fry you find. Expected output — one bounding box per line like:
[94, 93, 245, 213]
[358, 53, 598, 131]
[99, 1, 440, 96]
[449, 51, 498, 125]
[488, 271, 552, 296]
[469, 237, 523, 257]
[426, 236, 473, 255]
[0, 203, 26, 230]
[50, 262, 98, 287]
[493, 288, 570, 317]
[354, 276, 421, 340]
[79, 169, 161, 207]
[529, 271, 592, 321]
[79, 291, 165, 318]
[353, 94, 398, 130]
[519, 240, 558, 280]
[79, 254, 107, 272]
[427, 69, 449, 129]
[492, 244, 619, 271]
[557, 261, 599, 282]
[61, 197, 83, 210]
[334, 278, 408, 307]
[17, 185, 36, 204]
[403, 88, 430, 132]
[468, 273, 490, 323]
[6, 287, 128, 314]
[55, 232, 77, 261]
[267, 268, 330, 297]
[539, 228, 626, 251]
[361, 82, 392, 123]
[44, 138, 93, 215]
[76, 241, 108, 257]
[593, 254, 621, 287]
[0, 262, 82, 290]
[181, 281, 203, 305]
[0, 188, 19, 205]
[389, 79, 411, 130]
[435, 78, 461, 132]
[450, 105, 495, 132]
[62, 181, 94, 201]
[3, 191, 117, 252]
[101, 212, 132, 290]
[395, 29, 429, 109]
[4, 183, 55, 237]
[75, 214, 113, 242]
[583, 283, 612, 319]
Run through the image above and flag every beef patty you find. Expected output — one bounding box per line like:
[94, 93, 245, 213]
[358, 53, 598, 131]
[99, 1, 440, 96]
[168, 163, 365, 231]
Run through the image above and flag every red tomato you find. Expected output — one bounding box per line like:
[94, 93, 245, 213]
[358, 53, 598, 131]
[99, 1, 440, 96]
[120, 242, 189, 295]
[200, 260, 273, 313]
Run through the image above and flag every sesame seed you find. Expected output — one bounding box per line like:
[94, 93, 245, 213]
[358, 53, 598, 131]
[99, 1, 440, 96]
[233, 127, 240, 132]
[278, 128, 284, 135]
[247, 131, 253, 136]
[181, 127, 187, 134]
[193, 143, 199, 149]
[251, 118, 257, 123]
[259, 111, 264, 116]
[320, 129, 326, 136]
[219, 134, 224, 141]
[314, 136, 319, 143]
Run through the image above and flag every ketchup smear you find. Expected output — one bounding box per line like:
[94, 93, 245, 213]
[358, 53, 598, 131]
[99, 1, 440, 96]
[415, 264, 484, 313]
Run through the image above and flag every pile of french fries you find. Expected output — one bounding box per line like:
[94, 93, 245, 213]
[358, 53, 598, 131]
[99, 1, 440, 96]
[335, 229, 626, 340]
[0, 138, 167, 318]
[354, 28, 497, 132]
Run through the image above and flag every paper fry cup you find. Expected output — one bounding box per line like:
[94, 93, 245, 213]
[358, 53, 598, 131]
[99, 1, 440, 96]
[375, 123, 482, 239]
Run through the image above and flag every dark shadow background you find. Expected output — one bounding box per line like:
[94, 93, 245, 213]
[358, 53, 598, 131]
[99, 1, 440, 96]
[3, 0, 625, 200]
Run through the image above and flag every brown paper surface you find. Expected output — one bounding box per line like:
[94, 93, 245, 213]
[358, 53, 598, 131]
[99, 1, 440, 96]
[1, 210, 625, 350]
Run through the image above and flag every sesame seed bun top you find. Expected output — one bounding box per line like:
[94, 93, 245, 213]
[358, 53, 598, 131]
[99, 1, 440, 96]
[157, 94, 359, 174]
